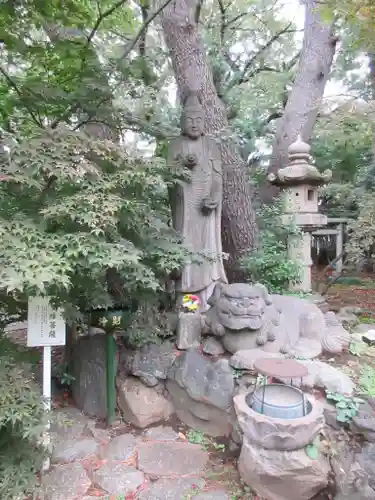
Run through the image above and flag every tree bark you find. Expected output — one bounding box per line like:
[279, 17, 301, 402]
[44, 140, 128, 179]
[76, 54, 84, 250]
[160, 0, 258, 281]
[369, 54, 375, 165]
[265, 0, 337, 202]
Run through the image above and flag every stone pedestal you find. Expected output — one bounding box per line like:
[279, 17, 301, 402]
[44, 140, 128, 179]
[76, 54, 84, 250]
[176, 312, 201, 350]
[288, 232, 312, 293]
[234, 392, 329, 500]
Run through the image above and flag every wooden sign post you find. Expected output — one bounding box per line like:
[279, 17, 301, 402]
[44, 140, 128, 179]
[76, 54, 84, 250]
[27, 296, 66, 471]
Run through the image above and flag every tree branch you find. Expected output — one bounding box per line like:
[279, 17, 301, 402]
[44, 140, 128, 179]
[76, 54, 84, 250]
[74, 113, 175, 140]
[139, 3, 149, 58]
[86, 0, 130, 45]
[122, 0, 175, 59]
[227, 22, 296, 89]
[51, 0, 173, 130]
[283, 51, 301, 71]
[0, 66, 43, 128]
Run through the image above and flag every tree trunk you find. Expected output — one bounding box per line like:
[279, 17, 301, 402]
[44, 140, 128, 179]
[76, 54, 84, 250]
[265, 0, 337, 202]
[160, 0, 257, 281]
[370, 54, 375, 165]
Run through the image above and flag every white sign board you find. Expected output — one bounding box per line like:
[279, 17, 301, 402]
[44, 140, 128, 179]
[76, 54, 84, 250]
[27, 296, 66, 347]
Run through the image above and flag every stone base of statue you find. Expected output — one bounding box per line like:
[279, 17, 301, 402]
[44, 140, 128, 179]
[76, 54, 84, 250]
[176, 311, 201, 350]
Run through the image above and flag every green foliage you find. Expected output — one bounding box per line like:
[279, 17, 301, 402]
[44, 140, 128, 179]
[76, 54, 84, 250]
[240, 201, 301, 293]
[325, 0, 375, 49]
[0, 353, 49, 500]
[346, 192, 375, 265]
[0, 126, 191, 319]
[186, 429, 225, 452]
[304, 437, 320, 460]
[305, 443, 318, 460]
[358, 314, 375, 323]
[122, 301, 175, 348]
[359, 364, 375, 397]
[326, 391, 362, 423]
[312, 113, 373, 185]
[349, 339, 367, 356]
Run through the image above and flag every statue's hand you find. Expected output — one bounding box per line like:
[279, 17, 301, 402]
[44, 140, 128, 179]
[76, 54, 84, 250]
[183, 154, 198, 169]
[201, 197, 218, 214]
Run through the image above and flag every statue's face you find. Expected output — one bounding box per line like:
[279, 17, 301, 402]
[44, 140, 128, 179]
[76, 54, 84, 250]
[183, 112, 204, 139]
[216, 284, 267, 331]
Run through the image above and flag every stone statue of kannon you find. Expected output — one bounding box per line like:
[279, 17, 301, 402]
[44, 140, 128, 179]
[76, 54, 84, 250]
[168, 92, 227, 310]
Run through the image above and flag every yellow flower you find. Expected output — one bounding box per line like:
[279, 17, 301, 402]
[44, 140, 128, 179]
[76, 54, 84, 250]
[112, 316, 121, 326]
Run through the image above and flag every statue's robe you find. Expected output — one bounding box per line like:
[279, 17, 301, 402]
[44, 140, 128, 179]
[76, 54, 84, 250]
[168, 135, 227, 304]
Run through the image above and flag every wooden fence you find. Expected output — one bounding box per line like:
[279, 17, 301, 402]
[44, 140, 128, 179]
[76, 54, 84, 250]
[311, 218, 348, 271]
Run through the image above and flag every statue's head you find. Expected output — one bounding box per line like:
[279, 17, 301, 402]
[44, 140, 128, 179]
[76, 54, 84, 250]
[208, 282, 272, 331]
[181, 92, 204, 140]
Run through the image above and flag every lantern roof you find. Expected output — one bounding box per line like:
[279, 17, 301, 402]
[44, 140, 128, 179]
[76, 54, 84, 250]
[268, 135, 332, 187]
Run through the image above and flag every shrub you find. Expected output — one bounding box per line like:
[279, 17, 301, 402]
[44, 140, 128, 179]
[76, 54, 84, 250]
[241, 200, 301, 293]
[0, 126, 192, 321]
[0, 352, 49, 500]
[346, 191, 375, 266]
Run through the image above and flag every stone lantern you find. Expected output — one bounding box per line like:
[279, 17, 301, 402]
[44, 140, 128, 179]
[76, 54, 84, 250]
[268, 136, 332, 292]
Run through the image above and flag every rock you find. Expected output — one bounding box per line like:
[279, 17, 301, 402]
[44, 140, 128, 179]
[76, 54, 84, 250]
[283, 360, 355, 396]
[118, 345, 136, 376]
[81, 497, 109, 500]
[231, 419, 243, 445]
[306, 293, 330, 314]
[42, 462, 91, 500]
[333, 459, 375, 499]
[234, 374, 256, 397]
[50, 408, 89, 441]
[93, 463, 144, 495]
[363, 329, 375, 346]
[202, 336, 225, 355]
[322, 312, 350, 354]
[86, 421, 111, 442]
[355, 323, 375, 334]
[137, 441, 209, 476]
[176, 312, 202, 349]
[137, 477, 205, 500]
[117, 377, 174, 428]
[100, 434, 139, 460]
[52, 438, 99, 463]
[337, 307, 359, 326]
[350, 400, 375, 441]
[228, 439, 240, 452]
[166, 350, 235, 437]
[356, 443, 375, 490]
[238, 436, 329, 500]
[143, 426, 179, 441]
[71, 334, 110, 419]
[131, 341, 177, 387]
[324, 406, 342, 430]
[352, 416, 375, 441]
[230, 349, 284, 371]
[193, 492, 229, 500]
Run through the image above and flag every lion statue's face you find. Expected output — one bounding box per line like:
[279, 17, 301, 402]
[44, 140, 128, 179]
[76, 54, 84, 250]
[213, 283, 270, 331]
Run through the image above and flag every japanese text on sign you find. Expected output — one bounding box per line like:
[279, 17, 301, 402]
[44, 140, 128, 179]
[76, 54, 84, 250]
[27, 297, 66, 347]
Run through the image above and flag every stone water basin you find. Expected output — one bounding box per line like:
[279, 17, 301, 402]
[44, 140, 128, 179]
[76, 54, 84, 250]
[249, 383, 310, 419]
[235, 391, 324, 451]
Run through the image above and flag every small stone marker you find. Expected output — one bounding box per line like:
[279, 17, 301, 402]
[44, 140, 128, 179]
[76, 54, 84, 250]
[176, 311, 202, 349]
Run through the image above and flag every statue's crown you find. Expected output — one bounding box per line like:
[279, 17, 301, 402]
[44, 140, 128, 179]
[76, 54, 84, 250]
[182, 91, 203, 112]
